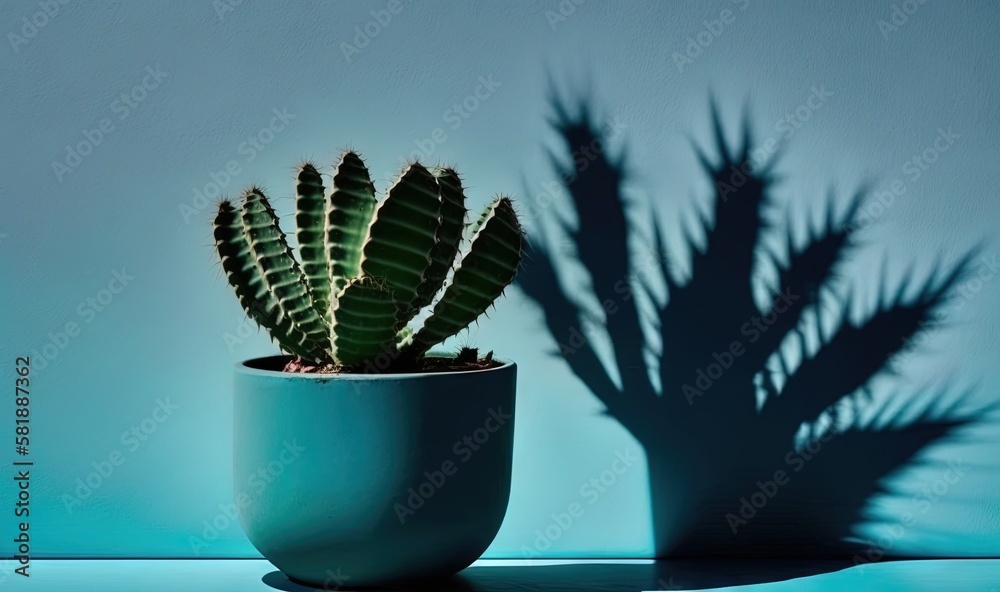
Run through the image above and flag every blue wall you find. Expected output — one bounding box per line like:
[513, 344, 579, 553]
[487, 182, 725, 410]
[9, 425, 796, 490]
[2, 0, 998, 558]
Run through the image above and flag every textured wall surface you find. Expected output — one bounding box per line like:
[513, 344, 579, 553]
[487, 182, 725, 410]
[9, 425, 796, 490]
[1, 0, 998, 558]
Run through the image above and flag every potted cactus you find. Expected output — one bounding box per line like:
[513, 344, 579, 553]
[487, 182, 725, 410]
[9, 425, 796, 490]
[211, 151, 523, 587]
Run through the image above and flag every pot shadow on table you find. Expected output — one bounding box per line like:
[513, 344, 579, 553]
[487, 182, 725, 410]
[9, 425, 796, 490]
[262, 559, 856, 592]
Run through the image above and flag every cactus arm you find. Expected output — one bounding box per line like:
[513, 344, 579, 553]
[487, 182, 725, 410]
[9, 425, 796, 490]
[467, 194, 495, 236]
[359, 163, 442, 326]
[407, 196, 523, 355]
[410, 167, 468, 312]
[329, 276, 399, 366]
[294, 163, 331, 319]
[242, 188, 331, 351]
[213, 200, 323, 359]
[328, 151, 378, 293]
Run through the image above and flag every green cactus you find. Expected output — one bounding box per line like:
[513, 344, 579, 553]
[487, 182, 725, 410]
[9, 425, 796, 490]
[212, 150, 523, 371]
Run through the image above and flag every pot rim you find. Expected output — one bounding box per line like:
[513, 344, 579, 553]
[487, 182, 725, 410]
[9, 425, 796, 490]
[235, 352, 515, 381]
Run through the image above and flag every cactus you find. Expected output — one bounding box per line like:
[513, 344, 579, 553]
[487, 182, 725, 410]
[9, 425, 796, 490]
[212, 151, 523, 371]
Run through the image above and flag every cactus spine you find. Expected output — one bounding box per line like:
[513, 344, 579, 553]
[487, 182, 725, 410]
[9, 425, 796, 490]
[212, 150, 523, 370]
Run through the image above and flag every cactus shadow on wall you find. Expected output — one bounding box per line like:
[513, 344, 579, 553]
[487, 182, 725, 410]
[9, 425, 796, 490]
[517, 90, 992, 558]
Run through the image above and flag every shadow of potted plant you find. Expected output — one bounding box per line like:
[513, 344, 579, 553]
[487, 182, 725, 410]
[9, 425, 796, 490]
[210, 152, 523, 587]
[518, 92, 990, 562]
